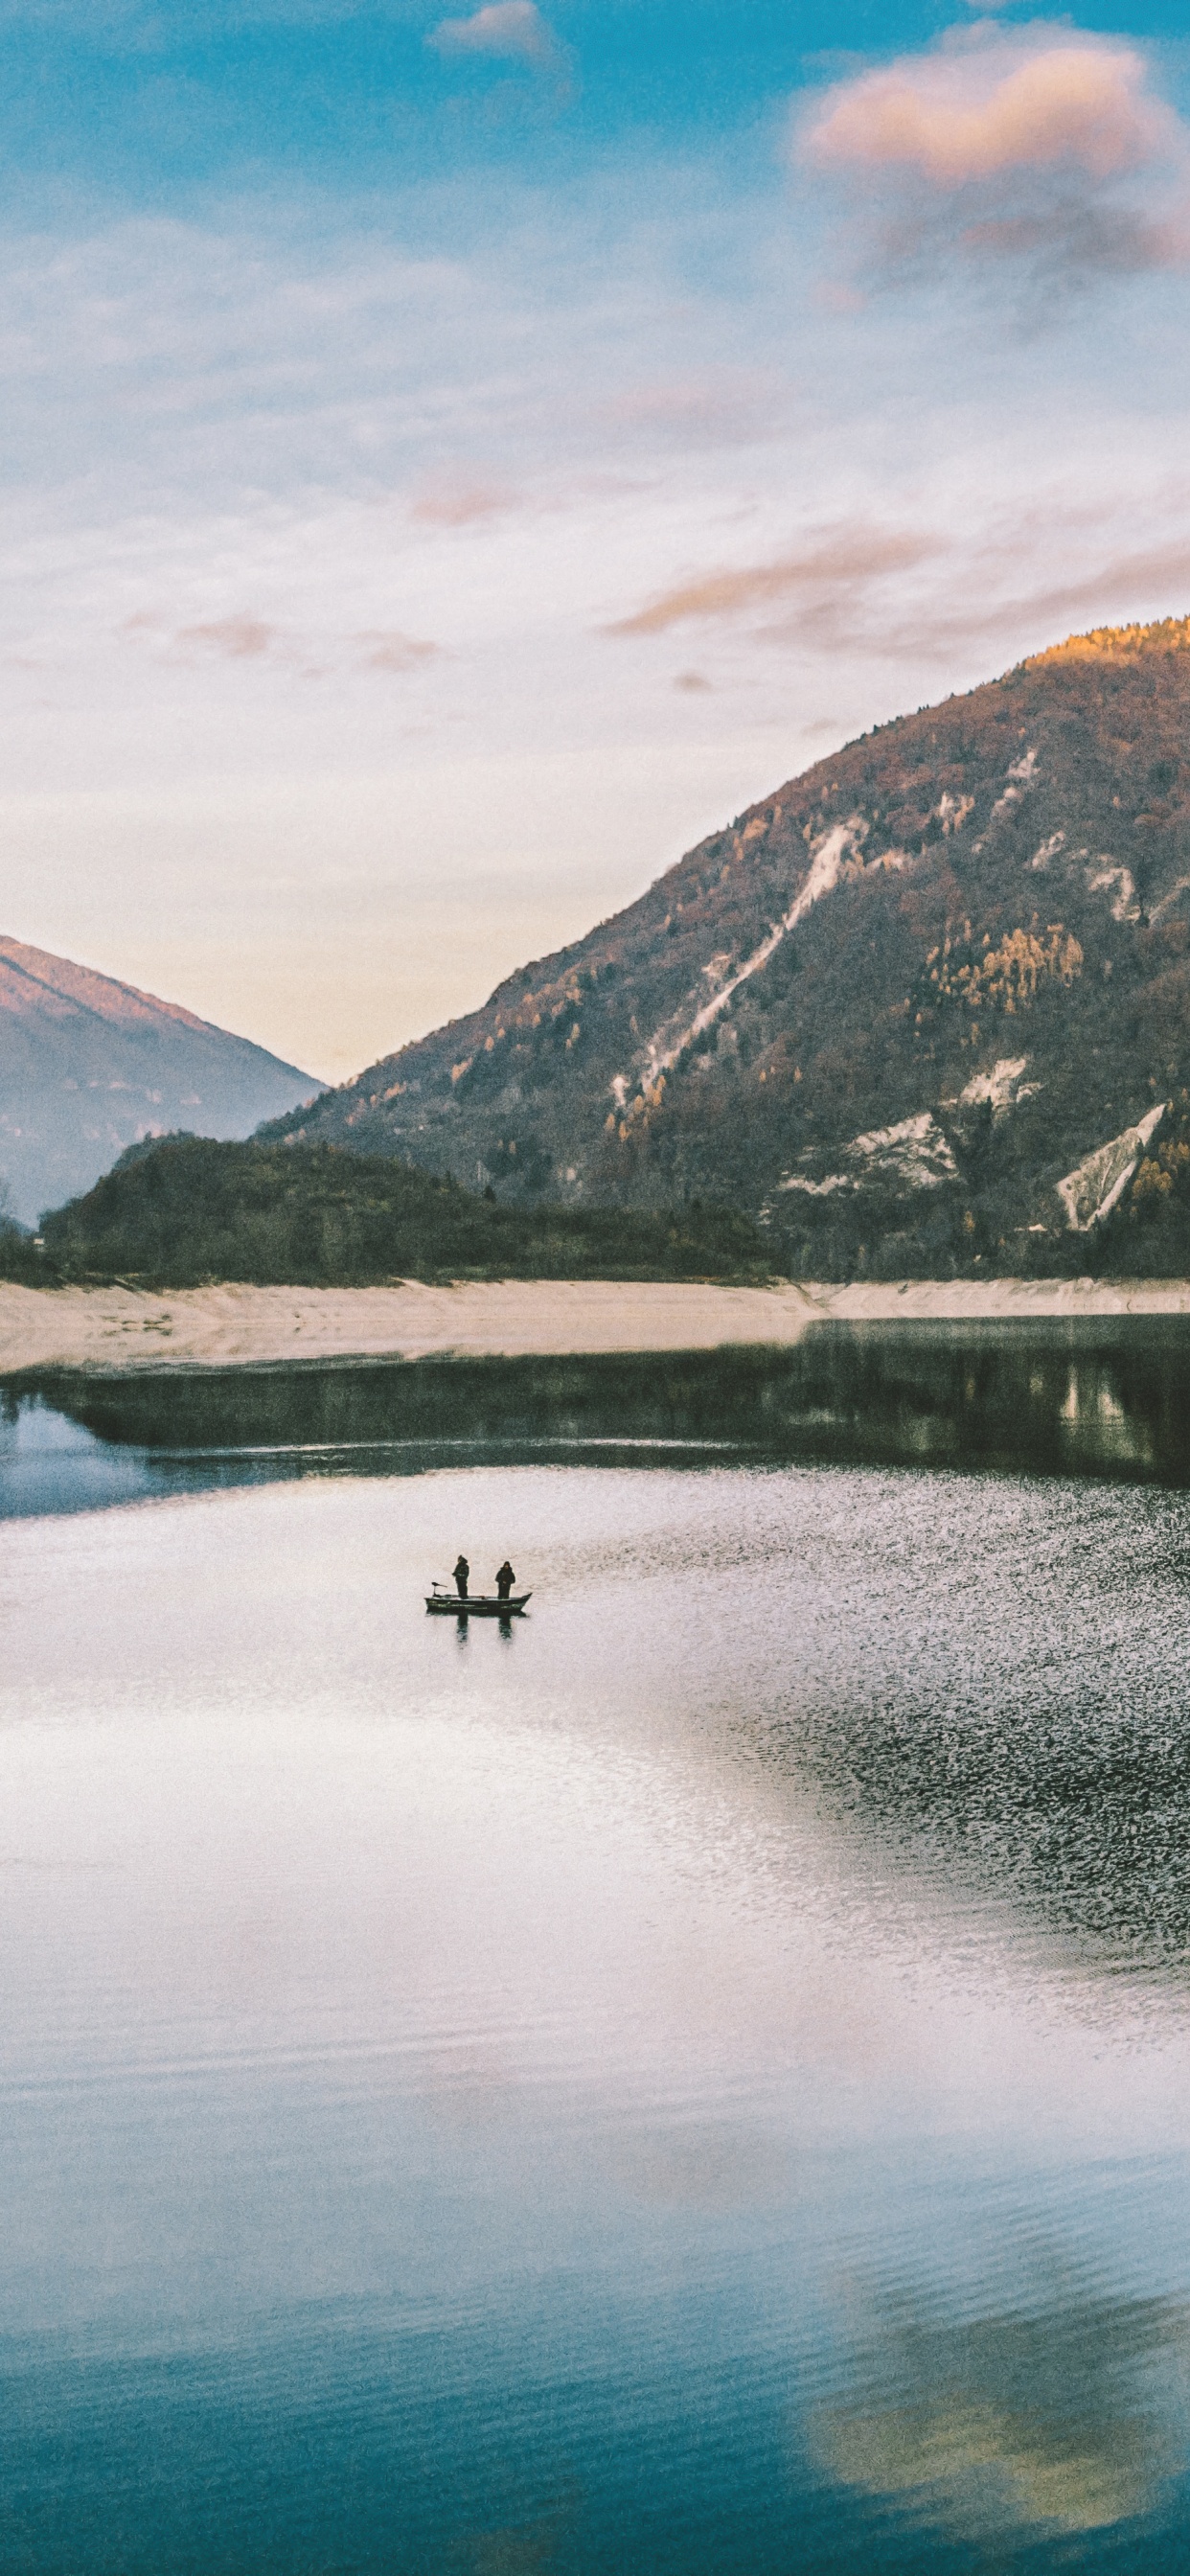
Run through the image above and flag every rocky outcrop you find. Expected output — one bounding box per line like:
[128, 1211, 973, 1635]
[780, 1112, 958, 1198]
[1057, 1105, 1167, 1232]
[953, 1057, 1041, 1121]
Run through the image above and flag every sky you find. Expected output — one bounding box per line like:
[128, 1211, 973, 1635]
[5, 0, 1190, 1080]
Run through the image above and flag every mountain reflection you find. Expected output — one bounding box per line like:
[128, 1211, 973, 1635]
[815, 2282, 1188, 2541]
[14, 1317, 1190, 1485]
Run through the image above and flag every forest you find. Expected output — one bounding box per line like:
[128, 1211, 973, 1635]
[3, 1135, 774, 1288]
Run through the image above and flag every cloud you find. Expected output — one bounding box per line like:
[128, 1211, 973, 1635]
[605, 511, 1190, 673]
[963, 200, 1190, 282]
[411, 476, 518, 526]
[603, 372, 786, 445]
[355, 631, 441, 672]
[877, 533, 1190, 666]
[802, 29, 1190, 293]
[175, 613, 275, 658]
[427, 1, 562, 72]
[807, 39, 1172, 188]
[137, 614, 442, 678]
[607, 527, 943, 637]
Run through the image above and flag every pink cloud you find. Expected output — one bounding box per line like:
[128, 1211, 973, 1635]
[604, 372, 783, 437]
[427, 1, 561, 71]
[411, 477, 517, 526]
[175, 614, 275, 659]
[356, 632, 441, 673]
[607, 526, 942, 637]
[806, 39, 1173, 189]
[129, 616, 441, 682]
[801, 31, 1190, 294]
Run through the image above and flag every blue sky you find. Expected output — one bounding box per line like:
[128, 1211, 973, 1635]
[2, 3, 1185, 198]
[5, 0, 1190, 1077]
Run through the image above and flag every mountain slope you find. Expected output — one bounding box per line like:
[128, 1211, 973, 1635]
[264, 617, 1190, 1275]
[0, 939, 316, 1224]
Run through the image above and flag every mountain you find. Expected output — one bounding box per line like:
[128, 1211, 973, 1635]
[263, 617, 1190, 1276]
[0, 938, 316, 1225]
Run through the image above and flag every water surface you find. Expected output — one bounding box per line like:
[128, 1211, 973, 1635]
[5, 1332, 1190, 2570]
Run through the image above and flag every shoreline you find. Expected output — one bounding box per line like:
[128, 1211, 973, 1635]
[6, 1273, 1190, 1377]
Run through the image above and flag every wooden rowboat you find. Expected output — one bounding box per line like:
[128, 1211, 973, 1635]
[425, 1586, 532, 1617]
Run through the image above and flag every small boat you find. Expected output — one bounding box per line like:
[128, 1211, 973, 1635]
[425, 1584, 532, 1618]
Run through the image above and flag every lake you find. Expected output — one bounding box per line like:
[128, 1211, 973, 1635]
[5, 1329, 1190, 2571]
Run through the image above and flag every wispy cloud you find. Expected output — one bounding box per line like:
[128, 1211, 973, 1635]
[355, 630, 441, 673]
[427, 0, 563, 74]
[132, 611, 442, 678]
[601, 370, 789, 452]
[960, 200, 1189, 283]
[175, 613, 277, 658]
[606, 526, 943, 638]
[411, 476, 519, 526]
[801, 27, 1190, 295]
[872, 533, 1190, 666]
[605, 505, 1190, 674]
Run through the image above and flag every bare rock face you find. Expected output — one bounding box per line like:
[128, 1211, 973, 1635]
[262, 615, 1190, 1272]
[1057, 1105, 1167, 1232]
[0, 939, 316, 1224]
[778, 1113, 959, 1200]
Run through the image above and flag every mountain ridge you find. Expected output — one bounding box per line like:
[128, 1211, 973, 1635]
[0, 937, 316, 1225]
[1, 937, 234, 1038]
[263, 615, 1190, 1274]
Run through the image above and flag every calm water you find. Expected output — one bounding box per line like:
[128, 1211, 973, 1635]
[6, 1335, 1190, 2570]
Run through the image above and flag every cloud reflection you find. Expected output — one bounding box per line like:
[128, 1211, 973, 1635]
[816, 2279, 1188, 2537]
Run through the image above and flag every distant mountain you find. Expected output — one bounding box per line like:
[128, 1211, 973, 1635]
[263, 617, 1190, 1276]
[0, 939, 316, 1225]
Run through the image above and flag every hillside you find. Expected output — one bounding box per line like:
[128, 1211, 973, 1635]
[26, 1136, 771, 1287]
[263, 617, 1190, 1276]
[0, 938, 315, 1224]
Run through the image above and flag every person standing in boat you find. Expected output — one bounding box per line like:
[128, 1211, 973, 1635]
[453, 1553, 469, 1600]
[494, 1560, 515, 1601]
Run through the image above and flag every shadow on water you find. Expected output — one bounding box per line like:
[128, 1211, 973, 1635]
[7, 1318, 1190, 1504]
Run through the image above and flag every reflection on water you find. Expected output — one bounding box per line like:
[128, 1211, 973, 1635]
[6, 1346, 1190, 2567]
[10, 1314, 1190, 1489]
[818, 2278, 1188, 2540]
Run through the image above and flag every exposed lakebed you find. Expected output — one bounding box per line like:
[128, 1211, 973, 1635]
[4, 1328, 1190, 2570]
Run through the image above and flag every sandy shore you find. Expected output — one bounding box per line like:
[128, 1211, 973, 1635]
[4, 1272, 1190, 1376]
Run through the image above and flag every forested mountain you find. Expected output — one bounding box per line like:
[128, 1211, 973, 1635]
[263, 618, 1190, 1276]
[0, 938, 315, 1224]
